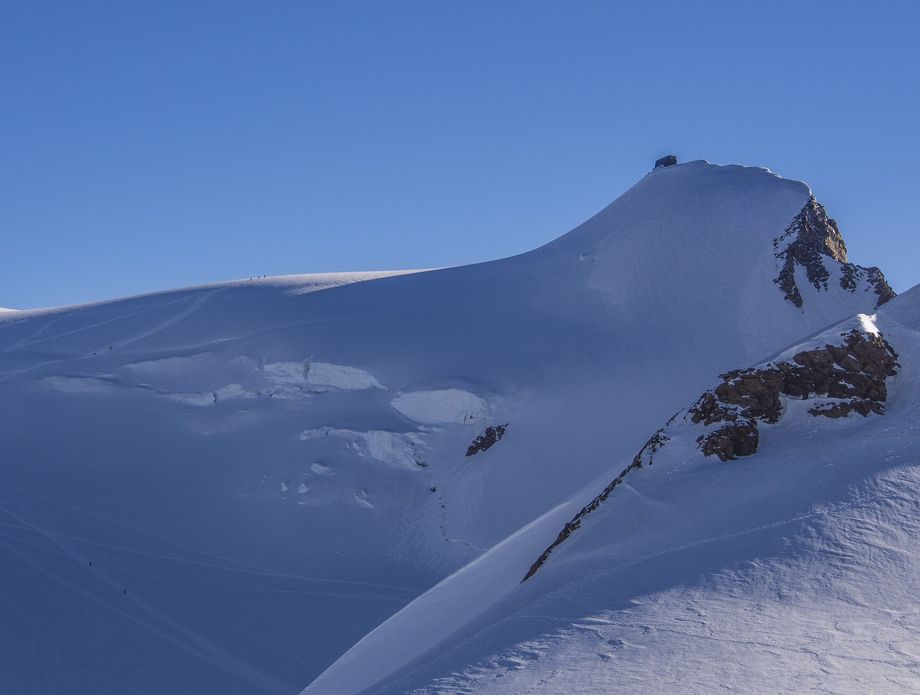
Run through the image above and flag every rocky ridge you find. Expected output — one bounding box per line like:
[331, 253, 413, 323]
[774, 196, 895, 309]
[689, 322, 898, 460]
[521, 423, 672, 582]
[466, 424, 508, 457]
[522, 315, 899, 581]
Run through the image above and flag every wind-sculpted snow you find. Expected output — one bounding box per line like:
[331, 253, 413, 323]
[0, 161, 908, 694]
[406, 465, 920, 695]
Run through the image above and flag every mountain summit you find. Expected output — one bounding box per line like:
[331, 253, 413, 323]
[0, 161, 913, 695]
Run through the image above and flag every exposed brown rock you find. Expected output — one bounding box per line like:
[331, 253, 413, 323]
[774, 196, 847, 307]
[631, 427, 671, 468]
[773, 196, 895, 309]
[867, 267, 896, 306]
[808, 398, 883, 418]
[522, 323, 899, 581]
[688, 327, 898, 460]
[714, 369, 785, 422]
[697, 420, 758, 460]
[840, 263, 896, 306]
[466, 424, 508, 457]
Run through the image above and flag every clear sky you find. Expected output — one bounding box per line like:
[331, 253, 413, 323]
[2, 1, 918, 309]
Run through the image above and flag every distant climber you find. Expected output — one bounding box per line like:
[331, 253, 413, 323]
[655, 154, 678, 169]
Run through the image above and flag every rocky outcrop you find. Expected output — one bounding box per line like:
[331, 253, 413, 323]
[631, 426, 672, 468]
[774, 196, 846, 307]
[466, 424, 508, 457]
[522, 318, 899, 581]
[690, 326, 898, 460]
[697, 421, 758, 460]
[774, 196, 894, 308]
[840, 263, 896, 306]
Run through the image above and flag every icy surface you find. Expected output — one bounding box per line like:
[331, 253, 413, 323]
[263, 360, 385, 391]
[391, 389, 489, 425]
[299, 428, 428, 470]
[306, 361, 385, 390]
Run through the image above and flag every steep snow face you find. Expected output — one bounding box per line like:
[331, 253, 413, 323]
[0, 162, 898, 694]
[306, 290, 920, 695]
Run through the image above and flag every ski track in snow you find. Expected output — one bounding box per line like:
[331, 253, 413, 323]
[0, 498, 293, 695]
[108, 288, 225, 351]
[0, 476, 429, 693]
[0, 292, 197, 354]
[0, 288, 224, 384]
[0, 482, 423, 597]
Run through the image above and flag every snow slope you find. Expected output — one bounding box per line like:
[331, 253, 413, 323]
[307, 290, 920, 695]
[304, 298, 920, 693]
[0, 161, 901, 694]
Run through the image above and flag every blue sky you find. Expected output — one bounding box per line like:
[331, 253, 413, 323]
[2, 1, 918, 308]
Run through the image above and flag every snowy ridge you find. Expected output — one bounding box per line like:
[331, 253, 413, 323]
[522, 313, 900, 583]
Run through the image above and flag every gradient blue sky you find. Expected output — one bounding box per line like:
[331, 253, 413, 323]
[2, 1, 918, 308]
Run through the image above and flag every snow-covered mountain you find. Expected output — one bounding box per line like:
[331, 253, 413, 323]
[1, 160, 914, 694]
[312, 299, 920, 694]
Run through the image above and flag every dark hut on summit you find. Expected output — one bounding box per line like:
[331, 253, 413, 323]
[655, 154, 678, 169]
